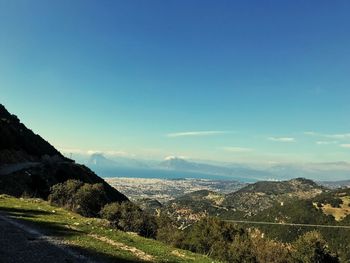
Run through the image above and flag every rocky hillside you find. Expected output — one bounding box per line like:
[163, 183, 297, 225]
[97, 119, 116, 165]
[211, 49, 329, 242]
[164, 178, 326, 223]
[0, 104, 128, 203]
[222, 178, 324, 216]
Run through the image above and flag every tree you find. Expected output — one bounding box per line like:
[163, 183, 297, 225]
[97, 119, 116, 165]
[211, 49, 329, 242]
[292, 231, 339, 263]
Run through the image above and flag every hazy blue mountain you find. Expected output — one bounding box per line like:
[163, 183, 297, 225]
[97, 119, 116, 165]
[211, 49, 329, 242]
[87, 153, 148, 169]
[159, 157, 199, 171]
[83, 154, 350, 182]
[158, 157, 272, 181]
[267, 162, 350, 181]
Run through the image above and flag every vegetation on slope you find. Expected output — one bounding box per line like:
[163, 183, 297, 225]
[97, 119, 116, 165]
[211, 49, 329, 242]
[242, 189, 350, 261]
[0, 195, 215, 263]
[164, 178, 326, 224]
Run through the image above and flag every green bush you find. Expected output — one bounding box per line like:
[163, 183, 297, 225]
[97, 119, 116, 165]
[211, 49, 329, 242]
[292, 231, 339, 263]
[49, 180, 83, 208]
[100, 202, 157, 238]
[181, 217, 256, 262]
[156, 213, 185, 247]
[74, 183, 108, 217]
[49, 180, 108, 217]
[100, 202, 121, 223]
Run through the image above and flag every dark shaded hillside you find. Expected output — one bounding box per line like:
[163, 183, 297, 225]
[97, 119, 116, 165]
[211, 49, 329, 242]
[0, 104, 128, 203]
[0, 104, 65, 163]
[0, 162, 128, 202]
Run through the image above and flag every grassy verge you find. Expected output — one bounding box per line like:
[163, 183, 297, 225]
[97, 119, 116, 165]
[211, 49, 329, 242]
[0, 195, 217, 263]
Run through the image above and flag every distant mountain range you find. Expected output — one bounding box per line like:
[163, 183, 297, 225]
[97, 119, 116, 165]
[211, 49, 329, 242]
[84, 154, 350, 182]
[266, 162, 350, 181]
[88, 153, 148, 169]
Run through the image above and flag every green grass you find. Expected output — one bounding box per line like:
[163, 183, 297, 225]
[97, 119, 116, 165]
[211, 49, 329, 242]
[0, 195, 217, 263]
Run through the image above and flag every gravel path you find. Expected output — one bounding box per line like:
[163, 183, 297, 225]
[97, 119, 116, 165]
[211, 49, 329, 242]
[0, 214, 93, 263]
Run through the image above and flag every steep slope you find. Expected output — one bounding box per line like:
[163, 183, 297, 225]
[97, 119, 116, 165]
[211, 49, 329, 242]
[0, 104, 64, 163]
[0, 104, 128, 202]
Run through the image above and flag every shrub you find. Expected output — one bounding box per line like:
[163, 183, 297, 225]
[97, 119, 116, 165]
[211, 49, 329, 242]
[100, 202, 121, 224]
[227, 235, 258, 263]
[292, 231, 339, 263]
[250, 229, 293, 263]
[74, 183, 108, 217]
[100, 202, 157, 238]
[49, 180, 83, 208]
[49, 180, 108, 217]
[182, 217, 253, 262]
[156, 213, 185, 247]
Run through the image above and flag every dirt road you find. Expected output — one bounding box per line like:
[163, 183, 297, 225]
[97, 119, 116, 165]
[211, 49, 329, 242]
[0, 214, 91, 263]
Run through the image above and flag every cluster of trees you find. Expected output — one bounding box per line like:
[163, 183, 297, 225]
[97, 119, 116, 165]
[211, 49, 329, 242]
[156, 216, 339, 263]
[49, 180, 340, 263]
[49, 180, 157, 237]
[249, 198, 350, 261]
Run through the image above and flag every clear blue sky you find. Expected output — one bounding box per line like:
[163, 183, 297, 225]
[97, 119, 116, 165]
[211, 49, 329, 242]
[1, 0, 350, 163]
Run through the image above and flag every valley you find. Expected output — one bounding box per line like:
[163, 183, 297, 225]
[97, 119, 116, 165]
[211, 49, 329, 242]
[105, 177, 245, 203]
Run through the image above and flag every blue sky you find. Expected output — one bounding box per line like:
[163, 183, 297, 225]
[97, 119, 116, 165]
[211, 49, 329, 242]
[1, 0, 350, 163]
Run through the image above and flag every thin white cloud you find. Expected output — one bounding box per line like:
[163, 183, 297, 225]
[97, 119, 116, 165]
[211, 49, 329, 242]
[316, 141, 338, 145]
[304, 131, 350, 140]
[166, 130, 229, 138]
[329, 134, 350, 139]
[221, 147, 254, 153]
[59, 148, 133, 157]
[268, 137, 296, 142]
[340, 144, 350, 148]
[164, 155, 188, 160]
